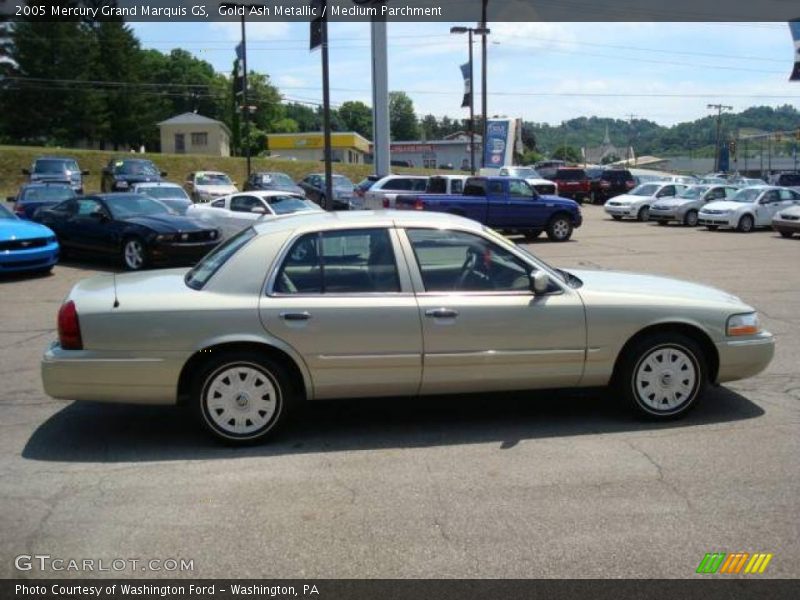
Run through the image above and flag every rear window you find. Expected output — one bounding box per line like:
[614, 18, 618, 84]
[555, 169, 587, 181]
[463, 179, 487, 196]
[778, 174, 800, 186]
[185, 228, 256, 290]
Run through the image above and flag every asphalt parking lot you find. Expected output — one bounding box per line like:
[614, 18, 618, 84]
[1, 206, 798, 579]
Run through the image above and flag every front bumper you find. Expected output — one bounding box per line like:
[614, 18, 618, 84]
[715, 332, 775, 384]
[772, 218, 800, 234]
[0, 242, 59, 273]
[149, 240, 220, 265]
[41, 342, 181, 405]
[698, 214, 735, 227]
[604, 204, 636, 217]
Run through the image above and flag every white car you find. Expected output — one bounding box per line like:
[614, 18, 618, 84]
[772, 204, 800, 238]
[187, 191, 322, 239]
[698, 186, 800, 232]
[185, 171, 238, 203]
[604, 182, 688, 222]
[363, 175, 429, 210]
[649, 184, 739, 227]
[496, 166, 558, 196]
[131, 182, 192, 214]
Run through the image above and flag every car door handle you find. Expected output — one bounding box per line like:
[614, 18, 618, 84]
[425, 308, 459, 319]
[280, 311, 311, 321]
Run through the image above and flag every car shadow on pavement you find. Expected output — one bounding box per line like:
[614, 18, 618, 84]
[22, 386, 764, 463]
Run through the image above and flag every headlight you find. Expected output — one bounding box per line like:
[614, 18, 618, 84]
[156, 233, 177, 242]
[727, 313, 761, 337]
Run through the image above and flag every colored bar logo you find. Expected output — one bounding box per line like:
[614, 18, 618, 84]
[696, 552, 773, 574]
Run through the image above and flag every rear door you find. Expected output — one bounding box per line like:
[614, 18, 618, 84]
[260, 227, 422, 399]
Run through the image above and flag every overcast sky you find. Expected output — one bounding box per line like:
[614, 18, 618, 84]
[130, 21, 800, 126]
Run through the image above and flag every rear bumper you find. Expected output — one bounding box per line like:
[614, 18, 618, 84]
[715, 332, 775, 384]
[41, 342, 180, 405]
[0, 243, 59, 273]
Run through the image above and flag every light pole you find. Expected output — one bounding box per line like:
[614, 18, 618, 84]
[451, 25, 490, 175]
[480, 0, 488, 169]
[707, 103, 732, 173]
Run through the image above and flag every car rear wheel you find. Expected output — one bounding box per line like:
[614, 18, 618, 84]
[319, 194, 329, 211]
[616, 333, 706, 419]
[737, 214, 754, 233]
[122, 237, 148, 271]
[779, 231, 794, 238]
[546, 215, 573, 242]
[637, 206, 650, 222]
[192, 351, 295, 445]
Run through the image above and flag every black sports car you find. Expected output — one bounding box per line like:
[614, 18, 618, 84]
[34, 193, 221, 270]
[101, 158, 166, 193]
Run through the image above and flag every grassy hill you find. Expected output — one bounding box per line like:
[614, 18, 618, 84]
[0, 145, 428, 199]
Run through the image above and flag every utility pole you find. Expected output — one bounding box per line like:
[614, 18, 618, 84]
[240, 14, 251, 178]
[321, 16, 333, 209]
[625, 114, 637, 166]
[451, 25, 490, 174]
[744, 137, 748, 173]
[768, 134, 772, 174]
[370, 17, 390, 178]
[480, 0, 488, 169]
[707, 103, 732, 173]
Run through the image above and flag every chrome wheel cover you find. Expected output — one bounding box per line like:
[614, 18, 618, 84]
[633, 344, 698, 413]
[203, 363, 280, 437]
[552, 219, 570, 239]
[124, 240, 144, 270]
[685, 211, 698, 226]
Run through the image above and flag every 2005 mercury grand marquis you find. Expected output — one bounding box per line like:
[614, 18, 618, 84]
[42, 211, 774, 444]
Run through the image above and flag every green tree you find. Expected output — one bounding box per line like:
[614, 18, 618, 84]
[338, 100, 372, 138]
[389, 91, 418, 140]
[552, 145, 581, 163]
[420, 114, 439, 140]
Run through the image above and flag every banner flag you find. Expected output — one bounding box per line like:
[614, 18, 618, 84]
[790, 20, 800, 81]
[460, 62, 471, 108]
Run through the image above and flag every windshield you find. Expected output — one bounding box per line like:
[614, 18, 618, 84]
[730, 188, 762, 204]
[630, 184, 659, 196]
[185, 228, 256, 290]
[0, 204, 15, 219]
[267, 196, 317, 215]
[261, 173, 294, 186]
[328, 175, 354, 189]
[779, 174, 800, 186]
[196, 173, 233, 186]
[506, 167, 541, 179]
[34, 159, 77, 174]
[677, 186, 709, 199]
[21, 186, 75, 203]
[104, 194, 171, 218]
[114, 160, 159, 176]
[139, 186, 189, 200]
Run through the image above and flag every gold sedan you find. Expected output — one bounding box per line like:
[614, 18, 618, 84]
[42, 211, 774, 444]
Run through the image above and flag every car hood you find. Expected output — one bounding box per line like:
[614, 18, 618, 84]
[609, 194, 651, 204]
[196, 185, 237, 194]
[700, 200, 746, 212]
[0, 218, 54, 241]
[570, 269, 747, 307]
[776, 205, 800, 217]
[538, 194, 579, 208]
[122, 214, 212, 233]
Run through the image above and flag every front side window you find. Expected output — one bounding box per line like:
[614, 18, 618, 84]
[275, 228, 400, 295]
[406, 229, 531, 293]
[509, 179, 532, 197]
[77, 198, 104, 216]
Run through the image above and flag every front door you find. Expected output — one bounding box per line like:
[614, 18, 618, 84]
[259, 227, 423, 399]
[487, 178, 548, 230]
[400, 227, 586, 395]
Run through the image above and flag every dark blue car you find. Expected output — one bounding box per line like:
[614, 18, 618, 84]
[0, 203, 59, 275]
[8, 182, 77, 220]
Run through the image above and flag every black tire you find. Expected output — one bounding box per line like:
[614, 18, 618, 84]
[192, 351, 297, 445]
[546, 214, 573, 242]
[683, 209, 699, 227]
[637, 205, 650, 222]
[706, 225, 718, 231]
[779, 231, 794, 238]
[656, 220, 668, 226]
[737, 214, 754, 233]
[611, 215, 623, 221]
[523, 229, 542, 241]
[614, 333, 706, 420]
[319, 194, 328, 211]
[121, 236, 148, 271]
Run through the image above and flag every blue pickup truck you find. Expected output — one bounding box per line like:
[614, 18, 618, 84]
[395, 176, 582, 241]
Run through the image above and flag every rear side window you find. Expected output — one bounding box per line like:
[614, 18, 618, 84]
[185, 228, 256, 290]
[464, 179, 487, 196]
[451, 179, 464, 194]
[779, 174, 800, 186]
[275, 229, 400, 295]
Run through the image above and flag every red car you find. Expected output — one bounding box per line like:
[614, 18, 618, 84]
[552, 168, 591, 204]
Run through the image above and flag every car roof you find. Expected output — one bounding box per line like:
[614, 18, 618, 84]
[133, 182, 181, 188]
[252, 209, 481, 236]
[34, 156, 76, 161]
[233, 190, 303, 198]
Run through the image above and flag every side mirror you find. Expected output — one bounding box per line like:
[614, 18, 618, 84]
[22, 168, 30, 175]
[529, 271, 550, 295]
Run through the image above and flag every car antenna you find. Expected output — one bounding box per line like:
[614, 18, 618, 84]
[112, 273, 120, 308]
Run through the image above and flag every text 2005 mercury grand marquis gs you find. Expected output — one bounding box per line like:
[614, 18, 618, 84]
[42, 211, 774, 444]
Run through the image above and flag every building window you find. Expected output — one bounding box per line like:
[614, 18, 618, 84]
[422, 151, 437, 169]
[191, 132, 208, 146]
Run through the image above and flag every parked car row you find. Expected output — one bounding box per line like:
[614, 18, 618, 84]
[603, 181, 800, 235]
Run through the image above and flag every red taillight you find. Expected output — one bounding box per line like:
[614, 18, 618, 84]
[626, 180, 635, 188]
[414, 198, 424, 210]
[58, 301, 83, 350]
[382, 197, 390, 208]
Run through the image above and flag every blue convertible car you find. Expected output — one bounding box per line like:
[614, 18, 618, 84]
[0, 203, 59, 274]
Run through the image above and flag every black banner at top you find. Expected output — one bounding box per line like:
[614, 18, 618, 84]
[3, 0, 800, 22]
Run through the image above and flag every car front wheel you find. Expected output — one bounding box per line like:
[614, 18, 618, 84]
[637, 206, 650, 222]
[737, 214, 754, 233]
[122, 237, 148, 271]
[546, 215, 573, 242]
[193, 351, 295, 444]
[616, 333, 706, 419]
[684, 210, 699, 227]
